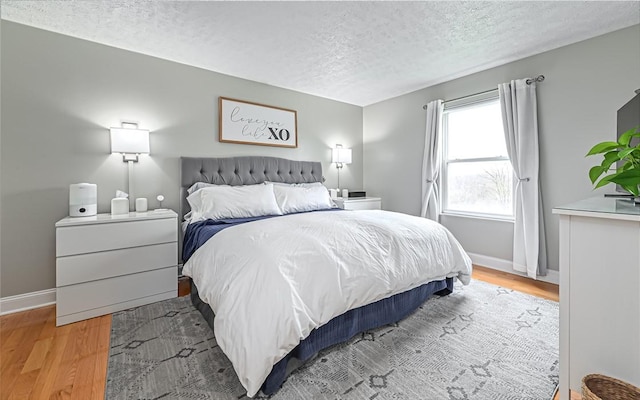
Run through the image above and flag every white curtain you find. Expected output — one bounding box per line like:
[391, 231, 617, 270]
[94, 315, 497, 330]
[420, 99, 444, 221]
[498, 80, 547, 279]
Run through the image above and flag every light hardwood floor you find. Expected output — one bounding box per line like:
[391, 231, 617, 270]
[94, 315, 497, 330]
[0, 266, 576, 399]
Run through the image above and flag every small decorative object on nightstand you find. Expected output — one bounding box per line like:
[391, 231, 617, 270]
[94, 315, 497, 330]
[111, 195, 129, 215]
[55, 209, 178, 326]
[156, 194, 166, 210]
[135, 197, 148, 212]
[334, 197, 381, 210]
[69, 183, 97, 217]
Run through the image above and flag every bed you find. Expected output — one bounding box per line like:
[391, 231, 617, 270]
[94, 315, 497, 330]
[180, 156, 472, 398]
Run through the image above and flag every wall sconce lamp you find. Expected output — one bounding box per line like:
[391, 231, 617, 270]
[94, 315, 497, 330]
[331, 144, 352, 190]
[110, 122, 150, 210]
[110, 122, 150, 162]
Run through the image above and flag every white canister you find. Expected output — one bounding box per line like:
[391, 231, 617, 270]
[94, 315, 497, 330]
[342, 189, 349, 198]
[111, 198, 129, 215]
[135, 197, 148, 212]
[329, 189, 338, 199]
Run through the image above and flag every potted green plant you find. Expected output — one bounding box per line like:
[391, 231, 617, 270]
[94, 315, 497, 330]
[587, 126, 640, 196]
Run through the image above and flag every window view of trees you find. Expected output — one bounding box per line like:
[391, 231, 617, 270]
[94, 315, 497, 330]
[442, 97, 514, 218]
[446, 161, 513, 215]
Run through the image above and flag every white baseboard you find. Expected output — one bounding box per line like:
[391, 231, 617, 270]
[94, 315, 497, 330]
[467, 252, 559, 285]
[0, 288, 56, 316]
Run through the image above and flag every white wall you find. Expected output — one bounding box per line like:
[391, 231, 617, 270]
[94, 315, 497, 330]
[0, 21, 363, 297]
[364, 25, 640, 270]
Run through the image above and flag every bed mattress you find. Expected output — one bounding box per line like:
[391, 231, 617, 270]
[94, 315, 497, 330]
[190, 276, 453, 394]
[183, 209, 471, 396]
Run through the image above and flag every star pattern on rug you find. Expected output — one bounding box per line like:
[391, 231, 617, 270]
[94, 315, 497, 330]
[153, 310, 180, 319]
[160, 347, 197, 362]
[441, 326, 458, 337]
[447, 386, 469, 400]
[470, 360, 492, 377]
[120, 337, 158, 352]
[527, 307, 542, 316]
[369, 369, 394, 388]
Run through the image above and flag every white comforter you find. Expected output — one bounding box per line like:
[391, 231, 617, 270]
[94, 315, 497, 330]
[183, 210, 472, 397]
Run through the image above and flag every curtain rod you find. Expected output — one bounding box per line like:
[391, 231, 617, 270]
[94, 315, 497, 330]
[422, 75, 545, 110]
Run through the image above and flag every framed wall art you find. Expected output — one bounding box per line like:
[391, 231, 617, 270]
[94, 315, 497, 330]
[219, 97, 298, 148]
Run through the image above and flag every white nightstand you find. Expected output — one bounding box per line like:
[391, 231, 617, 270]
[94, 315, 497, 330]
[55, 210, 178, 326]
[334, 197, 382, 210]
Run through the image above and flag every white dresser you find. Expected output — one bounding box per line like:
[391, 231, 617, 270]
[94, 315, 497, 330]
[55, 210, 178, 326]
[334, 197, 381, 210]
[553, 197, 640, 399]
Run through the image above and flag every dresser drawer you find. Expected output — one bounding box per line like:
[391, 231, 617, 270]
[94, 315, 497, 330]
[344, 199, 381, 210]
[57, 242, 177, 286]
[56, 266, 177, 318]
[56, 218, 176, 256]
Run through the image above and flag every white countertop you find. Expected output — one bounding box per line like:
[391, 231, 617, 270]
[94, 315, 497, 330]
[56, 209, 177, 227]
[553, 196, 640, 221]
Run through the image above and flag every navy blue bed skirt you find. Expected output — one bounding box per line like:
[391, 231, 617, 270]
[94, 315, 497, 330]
[190, 276, 454, 395]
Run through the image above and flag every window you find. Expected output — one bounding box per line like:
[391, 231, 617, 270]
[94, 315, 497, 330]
[441, 91, 514, 219]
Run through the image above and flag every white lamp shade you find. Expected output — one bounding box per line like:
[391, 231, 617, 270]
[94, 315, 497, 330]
[332, 147, 352, 164]
[110, 127, 150, 154]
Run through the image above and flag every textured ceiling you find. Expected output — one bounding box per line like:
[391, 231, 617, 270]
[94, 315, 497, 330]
[2, 1, 639, 106]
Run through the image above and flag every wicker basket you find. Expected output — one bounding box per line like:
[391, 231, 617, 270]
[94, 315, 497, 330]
[582, 374, 640, 400]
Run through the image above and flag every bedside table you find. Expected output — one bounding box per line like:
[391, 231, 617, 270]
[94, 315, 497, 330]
[55, 210, 178, 326]
[334, 197, 382, 210]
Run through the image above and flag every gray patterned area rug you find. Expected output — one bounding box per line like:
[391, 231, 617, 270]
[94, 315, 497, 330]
[106, 280, 558, 400]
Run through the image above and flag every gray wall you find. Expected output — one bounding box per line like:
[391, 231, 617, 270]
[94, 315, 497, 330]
[2, 20, 639, 298]
[364, 24, 640, 270]
[0, 21, 363, 297]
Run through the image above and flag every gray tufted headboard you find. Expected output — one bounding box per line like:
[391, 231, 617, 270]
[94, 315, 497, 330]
[180, 156, 324, 221]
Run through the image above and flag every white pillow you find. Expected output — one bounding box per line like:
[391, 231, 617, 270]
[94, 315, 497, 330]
[273, 184, 335, 214]
[186, 182, 217, 195]
[187, 183, 282, 222]
[185, 185, 231, 222]
[188, 181, 321, 195]
[265, 181, 323, 188]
